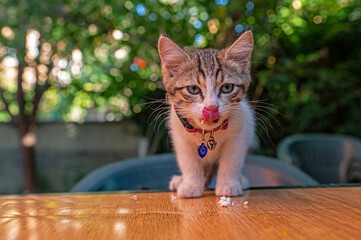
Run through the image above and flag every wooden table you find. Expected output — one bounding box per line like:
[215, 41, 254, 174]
[0, 187, 360, 239]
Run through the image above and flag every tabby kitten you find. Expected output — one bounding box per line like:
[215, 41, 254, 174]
[158, 30, 255, 198]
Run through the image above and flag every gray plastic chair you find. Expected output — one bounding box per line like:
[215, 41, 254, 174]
[71, 153, 317, 192]
[277, 134, 361, 184]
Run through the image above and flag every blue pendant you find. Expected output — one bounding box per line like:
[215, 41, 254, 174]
[198, 143, 208, 158]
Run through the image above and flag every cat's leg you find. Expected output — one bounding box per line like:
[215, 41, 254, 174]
[176, 158, 205, 198]
[169, 175, 182, 191]
[173, 144, 205, 198]
[215, 137, 248, 197]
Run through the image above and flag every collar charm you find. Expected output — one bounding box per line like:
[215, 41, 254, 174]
[207, 129, 217, 150]
[198, 129, 218, 158]
[198, 131, 208, 158]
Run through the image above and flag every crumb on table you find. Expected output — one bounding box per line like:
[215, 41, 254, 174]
[218, 196, 232, 207]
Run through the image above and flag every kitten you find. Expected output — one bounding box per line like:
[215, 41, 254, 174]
[158, 30, 255, 198]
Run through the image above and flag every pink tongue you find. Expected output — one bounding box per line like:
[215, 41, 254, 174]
[202, 107, 219, 122]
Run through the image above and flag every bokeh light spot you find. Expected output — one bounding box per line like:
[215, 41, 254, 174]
[106, 113, 116, 121]
[3, 56, 18, 67]
[136, 4, 146, 16]
[194, 34, 206, 48]
[112, 30, 123, 40]
[193, 20, 203, 29]
[115, 48, 128, 59]
[235, 24, 244, 33]
[130, 63, 138, 72]
[124, 1, 133, 10]
[133, 105, 141, 113]
[150, 73, 158, 81]
[88, 24, 98, 35]
[148, 82, 157, 91]
[208, 19, 219, 34]
[138, 60, 147, 68]
[1, 26, 15, 40]
[348, 8, 361, 21]
[162, 11, 171, 19]
[176, 12, 184, 20]
[200, 12, 209, 21]
[245, 10, 253, 16]
[215, 0, 228, 6]
[149, 13, 158, 21]
[313, 15, 322, 24]
[247, 16, 255, 24]
[246, 1, 254, 10]
[292, 0, 302, 10]
[268, 56, 276, 64]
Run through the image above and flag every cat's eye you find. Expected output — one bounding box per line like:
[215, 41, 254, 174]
[220, 84, 235, 94]
[186, 85, 201, 95]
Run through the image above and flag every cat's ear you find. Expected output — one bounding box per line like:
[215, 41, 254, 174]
[222, 30, 253, 71]
[158, 35, 190, 77]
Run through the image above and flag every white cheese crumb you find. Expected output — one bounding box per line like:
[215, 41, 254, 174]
[243, 201, 249, 205]
[171, 195, 177, 200]
[132, 195, 138, 200]
[218, 196, 232, 207]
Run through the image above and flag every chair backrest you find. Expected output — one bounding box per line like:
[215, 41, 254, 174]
[71, 153, 317, 192]
[277, 134, 361, 184]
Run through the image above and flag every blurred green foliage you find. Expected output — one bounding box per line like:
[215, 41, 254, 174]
[0, 0, 360, 154]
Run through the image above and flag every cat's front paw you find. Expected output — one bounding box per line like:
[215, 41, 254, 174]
[216, 182, 243, 197]
[177, 181, 204, 198]
[169, 175, 183, 191]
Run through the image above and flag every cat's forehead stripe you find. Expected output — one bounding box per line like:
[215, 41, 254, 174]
[194, 49, 220, 76]
[196, 53, 206, 79]
[193, 50, 223, 88]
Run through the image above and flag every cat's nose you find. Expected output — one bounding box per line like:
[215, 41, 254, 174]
[202, 107, 219, 122]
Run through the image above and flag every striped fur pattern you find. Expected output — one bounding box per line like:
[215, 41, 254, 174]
[158, 31, 255, 198]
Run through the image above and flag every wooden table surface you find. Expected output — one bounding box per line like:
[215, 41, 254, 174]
[0, 187, 360, 240]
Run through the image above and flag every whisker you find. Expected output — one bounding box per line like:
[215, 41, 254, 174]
[255, 112, 274, 130]
[255, 105, 285, 118]
[230, 112, 247, 119]
[148, 107, 169, 124]
[255, 128, 267, 144]
[255, 108, 284, 130]
[140, 99, 166, 105]
[153, 112, 169, 131]
[150, 108, 169, 127]
[153, 109, 169, 125]
[256, 116, 276, 147]
[139, 94, 167, 101]
[249, 99, 282, 109]
[157, 117, 168, 132]
[145, 102, 167, 112]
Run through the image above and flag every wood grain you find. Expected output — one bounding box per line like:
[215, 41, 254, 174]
[0, 187, 361, 239]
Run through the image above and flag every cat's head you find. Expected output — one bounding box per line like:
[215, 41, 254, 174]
[158, 31, 253, 131]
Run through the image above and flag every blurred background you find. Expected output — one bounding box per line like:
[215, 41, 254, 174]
[0, 0, 360, 194]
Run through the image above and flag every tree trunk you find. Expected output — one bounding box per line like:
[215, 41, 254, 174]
[21, 139, 38, 193]
[18, 122, 39, 193]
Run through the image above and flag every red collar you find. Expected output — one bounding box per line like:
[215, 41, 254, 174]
[173, 105, 229, 134]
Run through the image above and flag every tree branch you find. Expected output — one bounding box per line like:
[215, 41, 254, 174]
[29, 60, 53, 123]
[0, 86, 14, 121]
[30, 81, 50, 123]
[17, 63, 28, 134]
